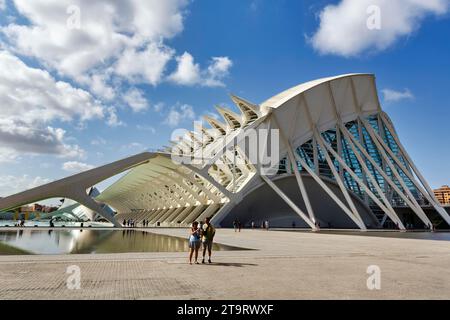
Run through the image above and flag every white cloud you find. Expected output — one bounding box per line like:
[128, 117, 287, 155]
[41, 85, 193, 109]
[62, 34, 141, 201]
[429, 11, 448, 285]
[115, 43, 174, 86]
[62, 161, 95, 173]
[382, 88, 414, 102]
[84, 72, 116, 101]
[0, 0, 6, 11]
[3, 0, 187, 80]
[0, 1, 235, 168]
[204, 57, 233, 87]
[310, 0, 450, 57]
[164, 104, 196, 127]
[0, 0, 228, 98]
[0, 147, 21, 164]
[0, 174, 51, 197]
[168, 52, 201, 85]
[122, 88, 149, 113]
[0, 51, 103, 123]
[0, 50, 101, 160]
[105, 107, 125, 127]
[168, 52, 233, 87]
[0, 1, 188, 129]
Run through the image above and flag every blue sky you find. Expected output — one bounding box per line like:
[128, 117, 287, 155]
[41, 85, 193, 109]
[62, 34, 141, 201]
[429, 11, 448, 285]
[0, 0, 449, 197]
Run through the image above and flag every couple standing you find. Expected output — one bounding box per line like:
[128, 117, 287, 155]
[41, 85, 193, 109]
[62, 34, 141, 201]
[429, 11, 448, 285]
[188, 217, 215, 265]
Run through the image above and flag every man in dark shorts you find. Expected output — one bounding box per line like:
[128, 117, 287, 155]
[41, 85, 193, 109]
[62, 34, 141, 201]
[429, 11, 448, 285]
[201, 217, 216, 264]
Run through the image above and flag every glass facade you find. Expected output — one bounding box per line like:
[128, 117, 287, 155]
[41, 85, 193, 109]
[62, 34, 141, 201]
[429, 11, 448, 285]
[284, 114, 426, 225]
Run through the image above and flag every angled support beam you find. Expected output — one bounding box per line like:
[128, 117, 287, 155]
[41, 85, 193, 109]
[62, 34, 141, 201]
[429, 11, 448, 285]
[170, 206, 195, 224]
[296, 93, 366, 230]
[163, 206, 185, 225]
[320, 129, 405, 229]
[312, 136, 319, 175]
[152, 208, 173, 224]
[146, 175, 193, 207]
[292, 147, 367, 230]
[342, 123, 432, 229]
[145, 167, 208, 205]
[182, 204, 208, 224]
[377, 115, 390, 195]
[338, 124, 405, 228]
[314, 130, 367, 230]
[158, 207, 178, 224]
[209, 200, 235, 227]
[154, 163, 222, 203]
[70, 190, 120, 227]
[379, 113, 450, 226]
[144, 180, 183, 208]
[349, 78, 385, 203]
[149, 209, 165, 224]
[0, 152, 161, 225]
[184, 163, 234, 199]
[356, 119, 370, 203]
[260, 175, 317, 230]
[271, 111, 317, 224]
[360, 118, 433, 228]
[196, 203, 222, 224]
[380, 113, 437, 198]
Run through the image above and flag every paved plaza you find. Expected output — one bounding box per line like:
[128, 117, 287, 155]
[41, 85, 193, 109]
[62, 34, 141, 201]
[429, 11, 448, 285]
[0, 228, 449, 299]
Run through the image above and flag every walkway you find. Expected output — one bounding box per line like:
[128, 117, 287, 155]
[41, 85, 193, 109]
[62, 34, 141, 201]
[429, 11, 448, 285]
[0, 228, 449, 299]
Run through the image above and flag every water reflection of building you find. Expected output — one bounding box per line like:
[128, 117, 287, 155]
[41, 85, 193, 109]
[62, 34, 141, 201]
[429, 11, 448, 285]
[434, 185, 450, 205]
[9, 203, 59, 220]
[19, 203, 58, 213]
[0, 229, 113, 254]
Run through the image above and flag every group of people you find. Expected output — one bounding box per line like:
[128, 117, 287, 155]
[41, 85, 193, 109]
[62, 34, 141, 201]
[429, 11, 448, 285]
[188, 217, 215, 265]
[123, 219, 137, 227]
[233, 220, 270, 231]
[232, 219, 242, 232]
[122, 219, 151, 227]
[405, 223, 416, 229]
[260, 220, 270, 230]
[14, 219, 25, 227]
[243, 220, 270, 230]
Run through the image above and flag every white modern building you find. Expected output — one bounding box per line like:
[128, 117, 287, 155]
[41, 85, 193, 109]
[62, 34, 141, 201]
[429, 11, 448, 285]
[1, 74, 449, 230]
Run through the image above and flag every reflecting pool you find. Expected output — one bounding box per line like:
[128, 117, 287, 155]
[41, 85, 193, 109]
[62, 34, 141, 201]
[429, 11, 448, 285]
[0, 229, 246, 255]
[0, 220, 112, 228]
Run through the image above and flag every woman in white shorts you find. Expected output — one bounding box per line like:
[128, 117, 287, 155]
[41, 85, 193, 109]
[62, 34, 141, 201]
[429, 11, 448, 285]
[188, 221, 201, 264]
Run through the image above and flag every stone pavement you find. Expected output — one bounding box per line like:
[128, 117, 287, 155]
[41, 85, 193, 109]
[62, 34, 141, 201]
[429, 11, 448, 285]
[0, 228, 449, 299]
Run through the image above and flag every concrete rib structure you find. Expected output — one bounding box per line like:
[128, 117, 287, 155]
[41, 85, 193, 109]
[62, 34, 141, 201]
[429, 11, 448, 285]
[1, 74, 449, 230]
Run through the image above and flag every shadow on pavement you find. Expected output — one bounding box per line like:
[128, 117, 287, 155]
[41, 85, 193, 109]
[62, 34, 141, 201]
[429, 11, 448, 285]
[204, 262, 258, 267]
